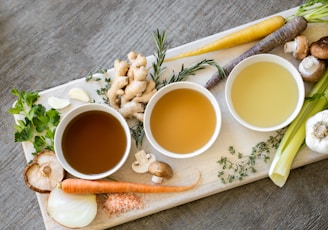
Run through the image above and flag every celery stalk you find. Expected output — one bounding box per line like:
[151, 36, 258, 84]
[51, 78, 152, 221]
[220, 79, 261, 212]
[269, 69, 328, 187]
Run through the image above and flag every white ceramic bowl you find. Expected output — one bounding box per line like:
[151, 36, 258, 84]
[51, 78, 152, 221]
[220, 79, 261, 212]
[144, 81, 222, 159]
[54, 103, 131, 180]
[225, 54, 305, 132]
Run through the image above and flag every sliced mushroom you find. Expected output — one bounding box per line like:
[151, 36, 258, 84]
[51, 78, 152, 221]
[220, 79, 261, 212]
[284, 35, 309, 60]
[148, 161, 173, 184]
[299, 55, 326, 83]
[24, 150, 65, 193]
[310, 36, 328, 59]
[131, 150, 156, 173]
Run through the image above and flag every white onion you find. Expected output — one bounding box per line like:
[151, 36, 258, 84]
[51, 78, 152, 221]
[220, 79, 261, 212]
[47, 187, 97, 228]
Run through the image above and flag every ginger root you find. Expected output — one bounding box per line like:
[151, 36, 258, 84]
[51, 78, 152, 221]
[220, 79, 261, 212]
[107, 51, 157, 121]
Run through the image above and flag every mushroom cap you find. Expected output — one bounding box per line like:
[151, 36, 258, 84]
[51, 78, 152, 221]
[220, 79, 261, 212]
[284, 35, 309, 60]
[310, 36, 328, 59]
[294, 35, 309, 60]
[24, 150, 65, 193]
[299, 56, 326, 83]
[148, 161, 173, 179]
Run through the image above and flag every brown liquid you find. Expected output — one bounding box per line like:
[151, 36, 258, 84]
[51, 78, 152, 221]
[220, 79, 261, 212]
[150, 89, 216, 153]
[62, 110, 126, 174]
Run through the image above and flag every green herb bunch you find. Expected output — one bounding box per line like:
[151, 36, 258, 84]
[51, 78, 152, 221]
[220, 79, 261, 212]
[9, 88, 60, 155]
[217, 129, 285, 184]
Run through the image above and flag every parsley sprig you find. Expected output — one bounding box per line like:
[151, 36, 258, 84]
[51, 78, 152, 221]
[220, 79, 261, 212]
[217, 129, 285, 184]
[8, 88, 60, 155]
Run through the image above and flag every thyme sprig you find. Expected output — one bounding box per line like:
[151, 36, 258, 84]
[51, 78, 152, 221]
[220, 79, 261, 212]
[217, 129, 285, 184]
[85, 68, 111, 103]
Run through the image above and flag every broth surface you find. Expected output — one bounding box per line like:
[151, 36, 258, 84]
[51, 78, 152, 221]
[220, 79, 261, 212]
[231, 61, 298, 127]
[62, 110, 126, 174]
[150, 88, 216, 153]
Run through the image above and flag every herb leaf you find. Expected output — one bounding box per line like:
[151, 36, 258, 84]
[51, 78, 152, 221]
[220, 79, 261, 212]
[217, 129, 285, 184]
[9, 88, 60, 155]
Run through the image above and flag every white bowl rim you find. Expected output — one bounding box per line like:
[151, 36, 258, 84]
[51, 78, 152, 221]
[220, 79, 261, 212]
[144, 81, 222, 159]
[54, 103, 131, 180]
[225, 53, 305, 132]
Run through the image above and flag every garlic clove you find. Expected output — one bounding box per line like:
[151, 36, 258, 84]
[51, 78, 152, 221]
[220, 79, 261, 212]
[48, 96, 70, 109]
[68, 87, 90, 102]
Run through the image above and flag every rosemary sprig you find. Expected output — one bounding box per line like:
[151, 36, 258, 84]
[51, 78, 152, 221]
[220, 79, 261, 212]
[157, 59, 222, 89]
[150, 29, 167, 88]
[217, 129, 285, 184]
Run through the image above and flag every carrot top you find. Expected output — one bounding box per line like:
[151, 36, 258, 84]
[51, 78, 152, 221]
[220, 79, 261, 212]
[288, 0, 328, 23]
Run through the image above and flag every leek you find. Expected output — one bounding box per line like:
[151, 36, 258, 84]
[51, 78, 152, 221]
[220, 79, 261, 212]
[269, 69, 328, 187]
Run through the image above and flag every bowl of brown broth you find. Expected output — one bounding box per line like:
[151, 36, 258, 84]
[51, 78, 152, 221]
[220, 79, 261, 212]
[225, 54, 305, 132]
[144, 81, 222, 158]
[54, 103, 131, 180]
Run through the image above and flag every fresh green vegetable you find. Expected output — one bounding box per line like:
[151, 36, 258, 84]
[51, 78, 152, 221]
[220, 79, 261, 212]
[269, 68, 328, 187]
[287, 0, 328, 23]
[217, 129, 285, 184]
[8, 88, 60, 155]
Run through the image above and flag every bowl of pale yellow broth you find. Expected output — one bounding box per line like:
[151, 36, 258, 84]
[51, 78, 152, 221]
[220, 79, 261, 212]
[144, 81, 222, 159]
[225, 54, 305, 132]
[54, 103, 131, 180]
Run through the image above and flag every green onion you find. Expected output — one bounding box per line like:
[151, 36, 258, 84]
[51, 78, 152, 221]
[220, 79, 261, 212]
[269, 69, 328, 187]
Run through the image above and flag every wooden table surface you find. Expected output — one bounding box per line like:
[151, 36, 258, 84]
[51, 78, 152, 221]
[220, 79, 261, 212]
[2, 0, 328, 229]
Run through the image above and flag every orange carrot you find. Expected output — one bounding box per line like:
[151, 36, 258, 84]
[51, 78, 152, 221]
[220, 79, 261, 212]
[164, 15, 285, 62]
[58, 172, 201, 194]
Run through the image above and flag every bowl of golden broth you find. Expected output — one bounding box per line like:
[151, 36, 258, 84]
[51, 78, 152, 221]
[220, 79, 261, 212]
[144, 81, 222, 158]
[225, 54, 305, 132]
[54, 103, 131, 180]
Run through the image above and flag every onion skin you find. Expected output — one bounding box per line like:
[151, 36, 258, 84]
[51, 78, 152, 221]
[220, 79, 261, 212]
[47, 187, 97, 228]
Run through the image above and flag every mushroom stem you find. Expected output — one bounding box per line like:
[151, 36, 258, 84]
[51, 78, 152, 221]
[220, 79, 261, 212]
[40, 164, 52, 177]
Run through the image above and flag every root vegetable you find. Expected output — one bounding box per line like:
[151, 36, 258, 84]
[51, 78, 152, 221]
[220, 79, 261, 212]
[107, 51, 157, 121]
[205, 16, 308, 89]
[58, 171, 200, 194]
[47, 187, 97, 228]
[164, 15, 285, 62]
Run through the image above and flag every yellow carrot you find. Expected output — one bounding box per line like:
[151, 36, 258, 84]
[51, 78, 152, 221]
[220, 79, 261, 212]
[164, 15, 285, 62]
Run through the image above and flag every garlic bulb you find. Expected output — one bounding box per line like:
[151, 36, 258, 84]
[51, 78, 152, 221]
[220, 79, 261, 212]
[305, 110, 328, 154]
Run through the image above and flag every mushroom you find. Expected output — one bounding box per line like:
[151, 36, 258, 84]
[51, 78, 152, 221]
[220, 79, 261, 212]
[24, 150, 65, 193]
[131, 150, 156, 173]
[284, 35, 309, 60]
[298, 55, 326, 83]
[310, 36, 328, 59]
[148, 161, 173, 184]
